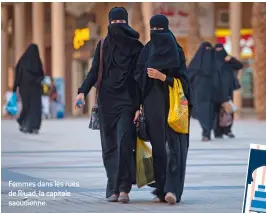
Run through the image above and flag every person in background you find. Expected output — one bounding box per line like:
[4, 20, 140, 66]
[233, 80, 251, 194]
[213, 43, 243, 139]
[13, 43, 44, 134]
[42, 75, 51, 119]
[188, 42, 215, 141]
[49, 78, 58, 119]
[74, 7, 143, 203]
[2, 86, 14, 118]
[135, 14, 193, 204]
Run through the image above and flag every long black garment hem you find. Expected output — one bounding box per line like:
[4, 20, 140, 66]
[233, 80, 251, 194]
[143, 81, 167, 197]
[99, 110, 135, 198]
[164, 127, 189, 202]
[18, 87, 42, 130]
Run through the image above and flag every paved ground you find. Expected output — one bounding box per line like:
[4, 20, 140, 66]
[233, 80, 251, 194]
[1, 117, 266, 213]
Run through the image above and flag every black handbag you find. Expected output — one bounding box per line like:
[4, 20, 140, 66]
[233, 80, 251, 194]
[89, 38, 104, 130]
[136, 109, 150, 141]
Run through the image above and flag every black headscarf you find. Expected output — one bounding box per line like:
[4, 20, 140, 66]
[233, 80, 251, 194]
[18, 43, 43, 77]
[148, 14, 181, 70]
[214, 43, 228, 62]
[103, 7, 143, 71]
[188, 42, 213, 76]
[13, 43, 44, 91]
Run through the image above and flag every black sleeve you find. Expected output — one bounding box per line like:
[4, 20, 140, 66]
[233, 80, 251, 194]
[164, 75, 174, 86]
[134, 47, 148, 106]
[134, 48, 146, 89]
[13, 63, 22, 92]
[129, 51, 144, 110]
[164, 62, 187, 87]
[77, 41, 101, 97]
[229, 57, 243, 70]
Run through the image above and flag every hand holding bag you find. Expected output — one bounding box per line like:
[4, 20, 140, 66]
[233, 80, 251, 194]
[136, 108, 150, 142]
[89, 38, 105, 130]
[219, 106, 233, 127]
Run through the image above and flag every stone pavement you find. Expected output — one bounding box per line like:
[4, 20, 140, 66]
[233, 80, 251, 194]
[1, 118, 266, 213]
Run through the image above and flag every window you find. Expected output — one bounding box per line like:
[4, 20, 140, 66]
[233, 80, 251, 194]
[217, 9, 229, 27]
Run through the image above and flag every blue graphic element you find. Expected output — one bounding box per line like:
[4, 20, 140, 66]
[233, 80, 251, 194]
[247, 149, 266, 184]
[254, 191, 266, 199]
[251, 200, 266, 211]
[243, 148, 266, 213]
[259, 185, 266, 190]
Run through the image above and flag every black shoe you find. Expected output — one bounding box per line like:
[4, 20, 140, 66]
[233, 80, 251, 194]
[19, 126, 28, 133]
[28, 129, 39, 134]
[215, 135, 223, 139]
[225, 132, 235, 138]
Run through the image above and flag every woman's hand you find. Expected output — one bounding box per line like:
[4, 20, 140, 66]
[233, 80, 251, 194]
[147, 68, 166, 81]
[133, 110, 140, 124]
[74, 93, 85, 109]
[225, 55, 232, 62]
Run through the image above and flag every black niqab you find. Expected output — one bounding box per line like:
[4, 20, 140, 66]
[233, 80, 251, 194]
[214, 43, 228, 62]
[104, 7, 143, 71]
[17, 43, 43, 77]
[188, 42, 213, 76]
[13, 43, 44, 92]
[148, 14, 180, 70]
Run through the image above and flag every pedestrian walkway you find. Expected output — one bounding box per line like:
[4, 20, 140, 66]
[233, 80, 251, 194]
[1, 118, 266, 213]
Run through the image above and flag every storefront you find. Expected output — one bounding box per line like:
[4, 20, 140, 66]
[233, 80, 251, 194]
[151, 2, 215, 57]
[71, 14, 100, 116]
[215, 29, 255, 108]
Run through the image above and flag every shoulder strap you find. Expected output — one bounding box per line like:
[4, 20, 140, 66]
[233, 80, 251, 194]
[96, 38, 105, 97]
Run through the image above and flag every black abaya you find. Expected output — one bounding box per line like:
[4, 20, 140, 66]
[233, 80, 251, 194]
[13, 44, 44, 132]
[78, 7, 143, 198]
[135, 15, 192, 201]
[188, 42, 215, 139]
[213, 45, 243, 137]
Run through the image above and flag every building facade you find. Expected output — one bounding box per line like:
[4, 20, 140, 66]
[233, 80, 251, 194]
[1, 2, 256, 117]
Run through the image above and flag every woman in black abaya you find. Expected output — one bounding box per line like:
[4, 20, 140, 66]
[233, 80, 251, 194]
[213, 44, 243, 138]
[13, 43, 44, 134]
[188, 42, 215, 141]
[74, 7, 143, 203]
[135, 14, 193, 204]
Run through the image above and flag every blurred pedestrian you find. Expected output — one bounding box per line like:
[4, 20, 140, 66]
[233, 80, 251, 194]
[74, 7, 143, 203]
[42, 75, 51, 119]
[213, 44, 243, 139]
[135, 14, 193, 204]
[188, 42, 215, 141]
[49, 78, 58, 119]
[13, 43, 44, 134]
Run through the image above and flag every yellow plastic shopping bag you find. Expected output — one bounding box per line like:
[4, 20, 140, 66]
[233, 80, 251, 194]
[136, 138, 155, 188]
[168, 78, 189, 134]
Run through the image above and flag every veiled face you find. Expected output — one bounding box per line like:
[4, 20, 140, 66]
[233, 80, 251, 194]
[150, 27, 164, 31]
[215, 47, 224, 51]
[111, 19, 126, 24]
[205, 46, 211, 50]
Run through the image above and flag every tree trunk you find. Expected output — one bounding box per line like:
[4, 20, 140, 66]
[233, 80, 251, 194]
[252, 3, 266, 120]
[187, 2, 203, 64]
